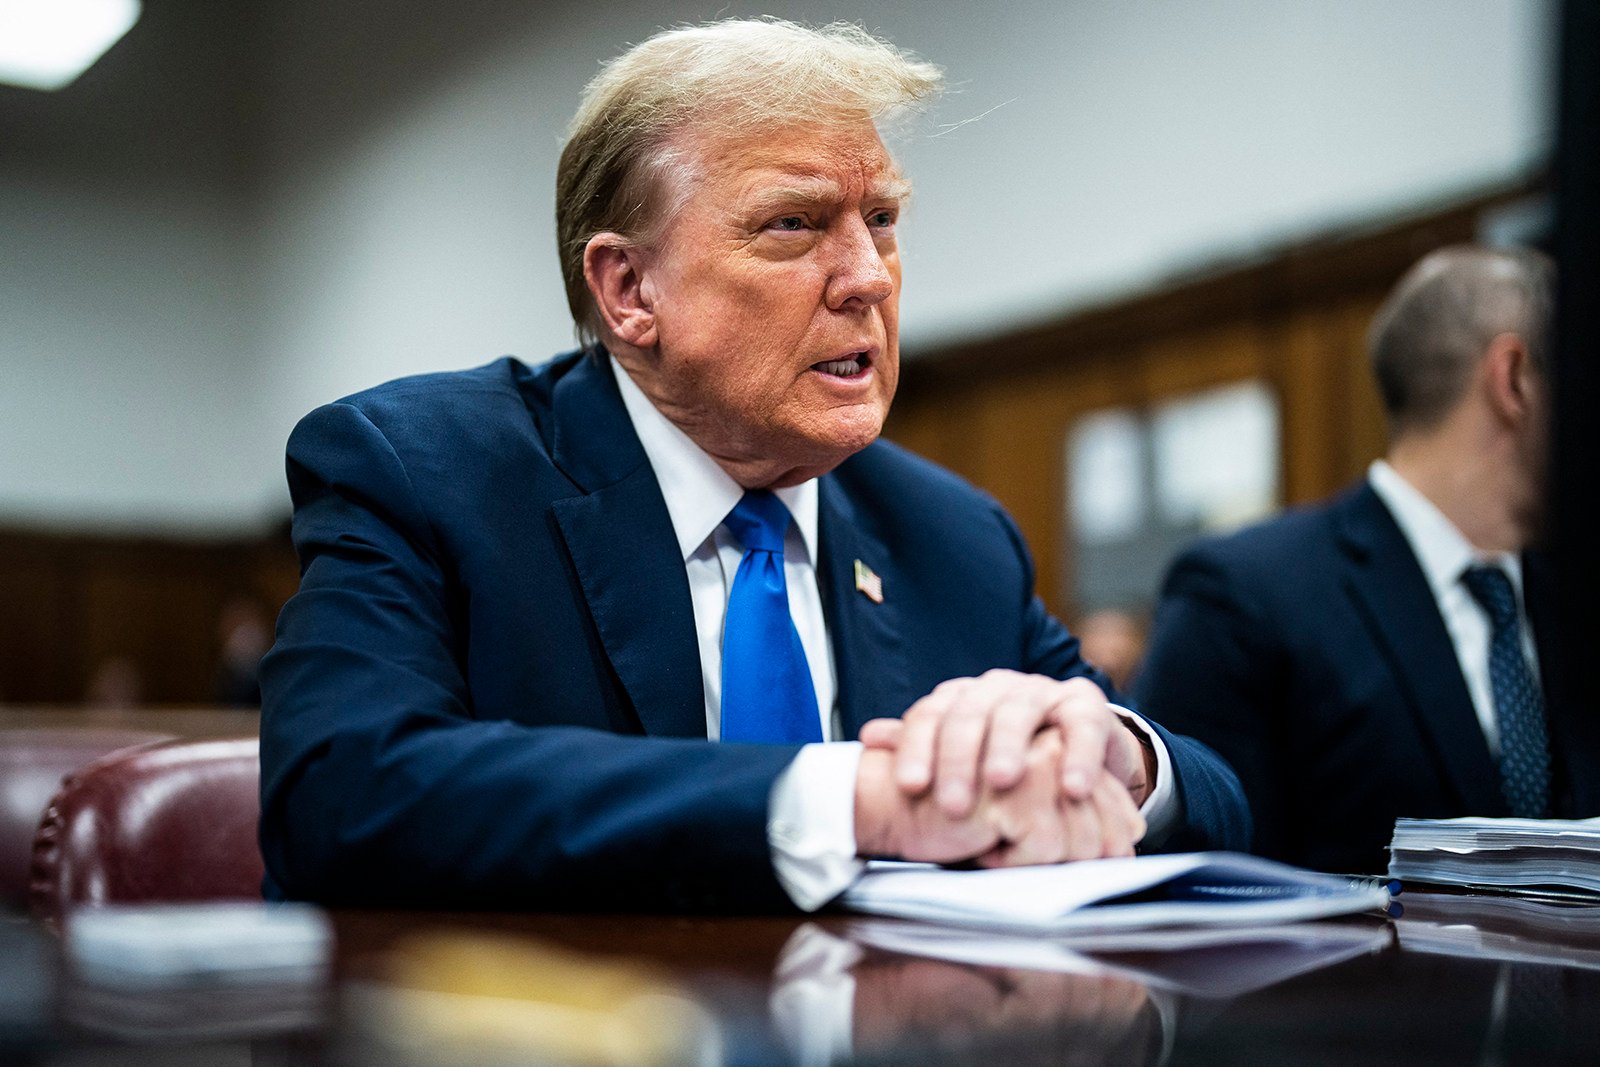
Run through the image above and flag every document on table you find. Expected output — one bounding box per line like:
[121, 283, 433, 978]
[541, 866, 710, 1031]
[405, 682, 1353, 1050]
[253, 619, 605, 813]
[839, 852, 1392, 935]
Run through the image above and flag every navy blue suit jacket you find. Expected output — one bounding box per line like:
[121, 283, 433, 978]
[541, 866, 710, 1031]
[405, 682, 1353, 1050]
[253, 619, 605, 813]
[260, 351, 1250, 910]
[1136, 481, 1600, 875]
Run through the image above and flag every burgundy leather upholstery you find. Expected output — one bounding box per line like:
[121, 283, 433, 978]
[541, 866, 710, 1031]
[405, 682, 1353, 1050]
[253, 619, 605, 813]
[0, 729, 173, 910]
[30, 738, 263, 926]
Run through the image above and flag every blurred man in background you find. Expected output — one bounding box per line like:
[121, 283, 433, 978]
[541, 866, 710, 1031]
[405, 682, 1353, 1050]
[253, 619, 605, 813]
[1137, 245, 1600, 873]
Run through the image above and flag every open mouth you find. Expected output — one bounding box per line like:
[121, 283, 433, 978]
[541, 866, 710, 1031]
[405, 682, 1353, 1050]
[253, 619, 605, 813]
[812, 352, 873, 379]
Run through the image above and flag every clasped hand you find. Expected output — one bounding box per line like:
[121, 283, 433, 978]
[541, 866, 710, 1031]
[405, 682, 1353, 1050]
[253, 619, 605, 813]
[853, 671, 1152, 866]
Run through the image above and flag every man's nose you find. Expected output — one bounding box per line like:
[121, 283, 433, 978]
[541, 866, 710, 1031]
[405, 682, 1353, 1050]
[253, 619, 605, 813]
[824, 218, 895, 310]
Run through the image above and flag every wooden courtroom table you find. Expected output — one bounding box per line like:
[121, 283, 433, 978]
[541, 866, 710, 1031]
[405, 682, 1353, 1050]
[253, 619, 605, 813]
[7, 891, 1600, 1065]
[4, 709, 1599, 1061]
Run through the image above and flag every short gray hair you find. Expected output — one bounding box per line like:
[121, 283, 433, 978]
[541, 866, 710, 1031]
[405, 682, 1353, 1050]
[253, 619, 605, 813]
[1368, 244, 1554, 437]
[555, 18, 943, 345]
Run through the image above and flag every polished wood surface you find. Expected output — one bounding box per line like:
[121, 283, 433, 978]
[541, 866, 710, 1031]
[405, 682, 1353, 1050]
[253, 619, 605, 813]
[0, 524, 296, 705]
[9, 889, 1600, 1065]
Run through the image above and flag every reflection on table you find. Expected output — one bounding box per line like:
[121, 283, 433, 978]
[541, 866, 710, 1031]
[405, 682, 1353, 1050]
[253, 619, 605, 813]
[7, 891, 1600, 1065]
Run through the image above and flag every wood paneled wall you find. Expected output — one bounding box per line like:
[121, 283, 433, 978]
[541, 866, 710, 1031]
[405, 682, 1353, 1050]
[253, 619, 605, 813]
[886, 189, 1527, 620]
[0, 526, 298, 705]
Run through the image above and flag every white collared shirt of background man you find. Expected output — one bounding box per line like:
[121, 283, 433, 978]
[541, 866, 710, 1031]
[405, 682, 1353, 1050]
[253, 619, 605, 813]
[1368, 459, 1543, 758]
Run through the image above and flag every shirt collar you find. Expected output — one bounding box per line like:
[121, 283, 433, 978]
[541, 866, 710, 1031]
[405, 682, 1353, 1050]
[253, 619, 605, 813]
[1367, 459, 1522, 597]
[611, 356, 819, 564]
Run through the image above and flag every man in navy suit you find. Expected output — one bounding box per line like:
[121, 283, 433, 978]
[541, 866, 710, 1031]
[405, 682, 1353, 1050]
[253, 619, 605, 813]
[1137, 245, 1600, 875]
[259, 19, 1249, 911]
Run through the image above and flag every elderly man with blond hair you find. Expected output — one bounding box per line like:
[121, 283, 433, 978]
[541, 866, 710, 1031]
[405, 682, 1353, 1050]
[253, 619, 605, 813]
[260, 19, 1248, 911]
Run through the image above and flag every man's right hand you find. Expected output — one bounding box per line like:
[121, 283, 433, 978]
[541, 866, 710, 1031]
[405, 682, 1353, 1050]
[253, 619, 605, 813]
[853, 725, 1146, 866]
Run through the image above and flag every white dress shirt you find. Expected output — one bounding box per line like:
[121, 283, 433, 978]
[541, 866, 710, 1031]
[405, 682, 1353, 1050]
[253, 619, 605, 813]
[612, 358, 1174, 910]
[1367, 460, 1542, 757]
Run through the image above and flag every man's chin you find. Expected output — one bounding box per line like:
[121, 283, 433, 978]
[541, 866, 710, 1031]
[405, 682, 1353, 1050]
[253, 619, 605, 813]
[762, 422, 884, 486]
[815, 411, 887, 460]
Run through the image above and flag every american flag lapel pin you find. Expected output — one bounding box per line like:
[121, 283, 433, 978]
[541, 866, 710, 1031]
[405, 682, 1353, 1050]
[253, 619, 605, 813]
[853, 559, 884, 604]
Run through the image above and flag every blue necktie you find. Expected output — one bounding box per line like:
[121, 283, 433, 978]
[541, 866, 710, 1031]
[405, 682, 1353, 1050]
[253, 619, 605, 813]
[720, 491, 822, 744]
[1461, 564, 1551, 818]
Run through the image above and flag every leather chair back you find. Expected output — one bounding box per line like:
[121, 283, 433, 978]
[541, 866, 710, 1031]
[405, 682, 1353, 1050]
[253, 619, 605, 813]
[30, 738, 263, 926]
[0, 729, 172, 910]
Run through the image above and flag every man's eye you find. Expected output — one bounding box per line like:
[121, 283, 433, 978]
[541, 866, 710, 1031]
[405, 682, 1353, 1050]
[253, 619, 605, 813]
[868, 210, 897, 228]
[769, 216, 807, 232]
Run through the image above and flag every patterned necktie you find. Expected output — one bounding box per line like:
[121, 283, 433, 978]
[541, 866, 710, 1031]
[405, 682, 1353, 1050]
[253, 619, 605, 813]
[719, 491, 822, 744]
[1461, 564, 1551, 818]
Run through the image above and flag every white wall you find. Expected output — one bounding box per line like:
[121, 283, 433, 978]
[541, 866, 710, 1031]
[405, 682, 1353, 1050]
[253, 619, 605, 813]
[893, 0, 1555, 329]
[0, 170, 266, 534]
[2, 0, 1559, 534]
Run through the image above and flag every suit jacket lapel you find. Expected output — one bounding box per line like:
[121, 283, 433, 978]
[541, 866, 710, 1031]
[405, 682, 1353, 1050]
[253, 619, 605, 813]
[1335, 484, 1504, 813]
[544, 354, 706, 739]
[818, 474, 911, 740]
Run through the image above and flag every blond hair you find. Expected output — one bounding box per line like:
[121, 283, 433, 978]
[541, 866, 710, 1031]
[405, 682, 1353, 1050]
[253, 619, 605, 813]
[555, 18, 943, 344]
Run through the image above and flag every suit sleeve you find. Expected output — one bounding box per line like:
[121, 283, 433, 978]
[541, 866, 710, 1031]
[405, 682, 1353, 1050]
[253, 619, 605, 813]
[1134, 546, 1281, 858]
[1000, 511, 1253, 853]
[258, 401, 801, 911]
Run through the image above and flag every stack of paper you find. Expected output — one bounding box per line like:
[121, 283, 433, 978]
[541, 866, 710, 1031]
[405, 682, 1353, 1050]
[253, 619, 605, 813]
[1388, 817, 1600, 897]
[839, 852, 1392, 935]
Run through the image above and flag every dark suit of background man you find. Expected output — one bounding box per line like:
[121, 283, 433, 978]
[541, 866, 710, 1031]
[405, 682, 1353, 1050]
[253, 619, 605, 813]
[1137, 244, 1600, 875]
[258, 18, 1249, 911]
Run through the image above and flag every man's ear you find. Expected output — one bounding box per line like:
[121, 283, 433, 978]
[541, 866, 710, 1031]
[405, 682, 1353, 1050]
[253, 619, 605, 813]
[1483, 333, 1534, 427]
[583, 234, 658, 349]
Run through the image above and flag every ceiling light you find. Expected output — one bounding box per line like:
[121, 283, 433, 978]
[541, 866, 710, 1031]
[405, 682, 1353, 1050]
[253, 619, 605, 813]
[0, 0, 141, 91]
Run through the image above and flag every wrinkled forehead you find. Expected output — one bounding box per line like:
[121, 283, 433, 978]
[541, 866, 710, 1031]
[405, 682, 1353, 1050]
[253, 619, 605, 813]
[670, 116, 911, 206]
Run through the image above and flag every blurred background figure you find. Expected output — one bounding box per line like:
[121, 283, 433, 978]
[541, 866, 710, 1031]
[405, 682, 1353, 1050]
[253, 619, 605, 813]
[1135, 245, 1600, 876]
[213, 597, 271, 707]
[84, 656, 143, 710]
[1073, 609, 1147, 695]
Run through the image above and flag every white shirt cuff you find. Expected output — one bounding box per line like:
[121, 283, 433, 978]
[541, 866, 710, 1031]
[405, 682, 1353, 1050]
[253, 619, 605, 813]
[1111, 705, 1179, 848]
[768, 742, 867, 912]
